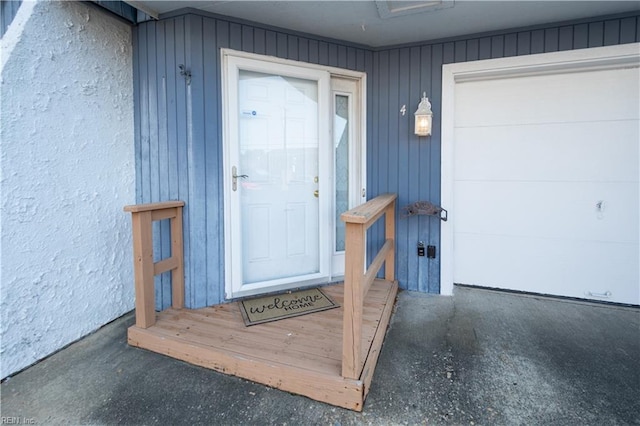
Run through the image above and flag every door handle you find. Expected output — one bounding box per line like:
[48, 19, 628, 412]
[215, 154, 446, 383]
[232, 166, 248, 191]
[313, 190, 319, 198]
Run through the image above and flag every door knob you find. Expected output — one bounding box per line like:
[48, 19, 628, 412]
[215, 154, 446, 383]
[232, 166, 248, 191]
[313, 190, 319, 198]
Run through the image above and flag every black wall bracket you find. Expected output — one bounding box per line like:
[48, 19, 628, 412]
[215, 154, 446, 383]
[402, 201, 448, 221]
[178, 64, 192, 86]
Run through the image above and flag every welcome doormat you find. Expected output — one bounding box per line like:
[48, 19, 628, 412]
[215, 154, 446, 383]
[239, 288, 339, 326]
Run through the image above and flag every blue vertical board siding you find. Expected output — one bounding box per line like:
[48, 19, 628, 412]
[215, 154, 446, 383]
[229, 22, 242, 51]
[338, 45, 347, 68]
[138, 24, 151, 203]
[574, 24, 589, 48]
[466, 39, 479, 61]
[396, 47, 412, 290]
[545, 28, 559, 52]
[1, 0, 21, 37]
[478, 37, 491, 59]
[134, 11, 640, 307]
[604, 20, 621, 46]
[443, 42, 455, 64]
[147, 22, 160, 206]
[132, 28, 142, 204]
[384, 49, 406, 277]
[531, 30, 545, 54]
[318, 41, 329, 64]
[417, 44, 433, 293]
[454, 41, 466, 62]
[328, 44, 338, 67]
[308, 39, 319, 63]
[253, 28, 266, 55]
[175, 17, 191, 312]
[155, 21, 171, 308]
[265, 30, 277, 57]
[517, 31, 531, 55]
[187, 15, 208, 308]
[356, 49, 366, 71]
[165, 20, 180, 308]
[133, 16, 194, 310]
[203, 17, 224, 304]
[427, 43, 444, 294]
[369, 49, 390, 266]
[92, 1, 137, 24]
[491, 35, 504, 58]
[559, 26, 574, 51]
[276, 32, 287, 58]
[589, 22, 605, 47]
[242, 25, 253, 52]
[298, 38, 309, 63]
[504, 33, 518, 56]
[620, 17, 638, 43]
[165, 21, 179, 207]
[288, 36, 299, 60]
[405, 46, 422, 292]
[386, 49, 400, 263]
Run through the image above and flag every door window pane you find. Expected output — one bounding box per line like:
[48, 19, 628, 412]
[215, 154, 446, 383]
[335, 94, 349, 252]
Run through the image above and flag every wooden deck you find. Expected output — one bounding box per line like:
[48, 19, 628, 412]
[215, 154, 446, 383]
[124, 194, 399, 411]
[128, 280, 398, 411]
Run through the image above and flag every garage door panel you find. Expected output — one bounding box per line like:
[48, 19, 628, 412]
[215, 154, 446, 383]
[455, 67, 640, 128]
[449, 49, 639, 305]
[454, 233, 640, 305]
[455, 121, 639, 182]
[454, 181, 639, 243]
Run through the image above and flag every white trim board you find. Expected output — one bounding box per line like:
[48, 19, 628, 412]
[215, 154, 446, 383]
[439, 43, 640, 296]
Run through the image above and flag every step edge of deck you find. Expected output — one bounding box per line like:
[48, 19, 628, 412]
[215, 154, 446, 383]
[128, 325, 366, 411]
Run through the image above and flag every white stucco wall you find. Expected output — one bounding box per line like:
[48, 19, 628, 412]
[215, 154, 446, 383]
[1, 0, 135, 378]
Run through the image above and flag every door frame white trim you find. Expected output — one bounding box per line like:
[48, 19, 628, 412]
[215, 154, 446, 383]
[440, 43, 640, 296]
[221, 49, 367, 300]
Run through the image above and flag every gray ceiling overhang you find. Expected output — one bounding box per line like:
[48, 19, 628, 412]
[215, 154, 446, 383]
[125, 1, 640, 47]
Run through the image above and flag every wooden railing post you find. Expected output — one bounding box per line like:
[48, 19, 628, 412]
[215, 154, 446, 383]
[170, 208, 185, 309]
[124, 201, 185, 329]
[342, 220, 366, 379]
[130, 210, 155, 328]
[341, 193, 397, 380]
[384, 202, 395, 282]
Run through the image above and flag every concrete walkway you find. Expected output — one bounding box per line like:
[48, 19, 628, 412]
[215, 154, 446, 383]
[2, 286, 638, 425]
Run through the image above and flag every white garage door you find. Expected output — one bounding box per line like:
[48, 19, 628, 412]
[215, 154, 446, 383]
[442, 45, 640, 305]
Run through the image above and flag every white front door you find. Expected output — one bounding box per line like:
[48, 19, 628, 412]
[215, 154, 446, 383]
[223, 51, 366, 299]
[224, 55, 331, 298]
[238, 70, 326, 282]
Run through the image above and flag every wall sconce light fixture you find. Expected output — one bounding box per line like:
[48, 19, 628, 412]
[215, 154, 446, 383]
[414, 92, 433, 137]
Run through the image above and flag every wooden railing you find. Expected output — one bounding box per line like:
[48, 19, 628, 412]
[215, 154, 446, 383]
[123, 201, 185, 329]
[341, 193, 397, 380]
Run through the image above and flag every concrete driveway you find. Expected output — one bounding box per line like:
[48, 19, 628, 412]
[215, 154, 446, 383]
[2, 286, 638, 425]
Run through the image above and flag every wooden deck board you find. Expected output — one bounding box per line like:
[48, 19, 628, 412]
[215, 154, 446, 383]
[128, 280, 398, 411]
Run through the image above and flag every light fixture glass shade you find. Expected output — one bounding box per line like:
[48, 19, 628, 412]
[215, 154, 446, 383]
[414, 93, 433, 136]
